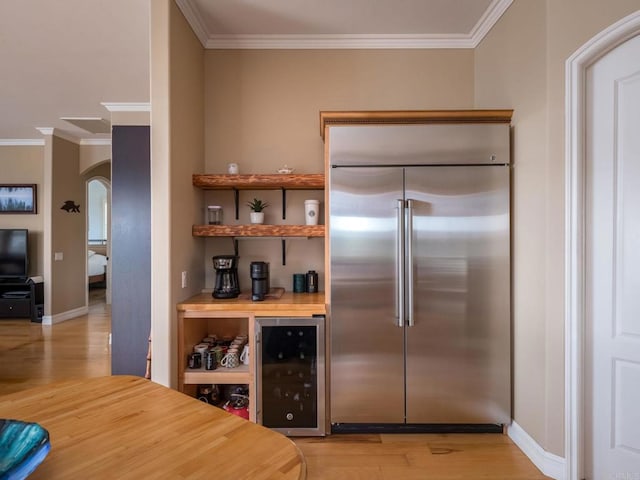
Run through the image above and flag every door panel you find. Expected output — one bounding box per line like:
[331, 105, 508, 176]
[586, 33, 640, 478]
[329, 166, 405, 424]
[404, 166, 511, 423]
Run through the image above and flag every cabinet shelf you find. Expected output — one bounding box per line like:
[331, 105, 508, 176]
[193, 173, 324, 190]
[193, 224, 324, 238]
[177, 311, 256, 422]
[183, 365, 250, 385]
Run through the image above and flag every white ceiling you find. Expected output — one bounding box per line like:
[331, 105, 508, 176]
[0, 0, 512, 144]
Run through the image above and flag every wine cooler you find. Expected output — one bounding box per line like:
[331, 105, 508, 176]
[256, 316, 325, 436]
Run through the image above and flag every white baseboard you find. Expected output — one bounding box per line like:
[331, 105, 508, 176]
[42, 306, 89, 325]
[508, 421, 566, 480]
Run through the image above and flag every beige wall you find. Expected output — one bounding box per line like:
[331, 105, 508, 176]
[150, 0, 204, 387]
[475, 0, 640, 457]
[49, 136, 86, 315]
[79, 144, 111, 175]
[474, 0, 550, 453]
[83, 161, 111, 182]
[0, 145, 45, 276]
[204, 49, 475, 289]
[1, 143, 107, 317]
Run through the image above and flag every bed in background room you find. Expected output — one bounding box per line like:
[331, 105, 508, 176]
[88, 245, 108, 287]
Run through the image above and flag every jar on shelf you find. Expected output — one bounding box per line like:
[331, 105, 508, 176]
[207, 206, 223, 225]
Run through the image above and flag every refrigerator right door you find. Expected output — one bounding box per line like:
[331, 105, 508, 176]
[404, 165, 511, 424]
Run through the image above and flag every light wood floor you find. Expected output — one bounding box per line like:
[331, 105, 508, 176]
[0, 290, 550, 479]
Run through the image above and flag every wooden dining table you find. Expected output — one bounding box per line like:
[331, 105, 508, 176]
[0, 375, 306, 479]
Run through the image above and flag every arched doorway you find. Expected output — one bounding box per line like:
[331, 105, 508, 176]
[565, 10, 640, 480]
[87, 176, 111, 305]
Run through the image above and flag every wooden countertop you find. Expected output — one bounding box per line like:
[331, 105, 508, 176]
[0, 376, 306, 480]
[177, 291, 326, 317]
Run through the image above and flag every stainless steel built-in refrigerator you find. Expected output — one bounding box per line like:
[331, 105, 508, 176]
[328, 122, 511, 432]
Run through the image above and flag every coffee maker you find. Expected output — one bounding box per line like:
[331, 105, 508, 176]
[212, 255, 240, 299]
[250, 261, 270, 301]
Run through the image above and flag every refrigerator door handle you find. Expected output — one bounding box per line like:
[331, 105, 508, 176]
[396, 199, 405, 327]
[406, 199, 415, 327]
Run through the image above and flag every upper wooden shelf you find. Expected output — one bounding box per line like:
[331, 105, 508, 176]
[193, 174, 324, 190]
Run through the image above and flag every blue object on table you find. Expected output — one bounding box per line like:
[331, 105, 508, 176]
[0, 419, 50, 480]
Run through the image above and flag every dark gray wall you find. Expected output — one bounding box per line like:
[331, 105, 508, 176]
[111, 126, 150, 376]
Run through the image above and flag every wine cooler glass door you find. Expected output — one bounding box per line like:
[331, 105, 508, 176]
[256, 316, 325, 436]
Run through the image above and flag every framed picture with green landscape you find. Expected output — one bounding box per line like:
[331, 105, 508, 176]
[0, 184, 37, 214]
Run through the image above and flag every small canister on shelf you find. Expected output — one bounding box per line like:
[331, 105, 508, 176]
[207, 205, 223, 225]
[293, 273, 306, 293]
[306, 270, 318, 293]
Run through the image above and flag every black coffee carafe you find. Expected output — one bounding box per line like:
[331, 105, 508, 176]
[250, 261, 270, 301]
[212, 255, 240, 299]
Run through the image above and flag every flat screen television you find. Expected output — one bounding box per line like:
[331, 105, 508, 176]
[0, 229, 29, 279]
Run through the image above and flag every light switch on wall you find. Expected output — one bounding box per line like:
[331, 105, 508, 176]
[54, 252, 63, 261]
[181, 271, 188, 288]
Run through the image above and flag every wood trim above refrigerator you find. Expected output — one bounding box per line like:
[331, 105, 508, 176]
[319, 109, 514, 140]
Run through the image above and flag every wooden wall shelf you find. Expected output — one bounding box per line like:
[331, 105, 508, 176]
[193, 173, 325, 264]
[194, 173, 325, 221]
[193, 224, 324, 238]
[193, 174, 324, 190]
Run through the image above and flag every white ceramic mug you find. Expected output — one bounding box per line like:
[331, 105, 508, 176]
[228, 163, 239, 174]
[240, 344, 250, 365]
[304, 199, 319, 225]
[193, 343, 208, 356]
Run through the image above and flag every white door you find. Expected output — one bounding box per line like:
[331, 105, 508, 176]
[585, 33, 640, 479]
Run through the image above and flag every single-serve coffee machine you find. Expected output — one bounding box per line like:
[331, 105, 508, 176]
[250, 261, 270, 301]
[212, 255, 240, 299]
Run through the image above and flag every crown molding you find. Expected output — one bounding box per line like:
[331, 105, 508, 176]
[36, 127, 82, 145]
[80, 138, 111, 146]
[101, 102, 151, 112]
[469, 0, 513, 47]
[205, 33, 477, 50]
[175, 0, 209, 47]
[180, 0, 513, 49]
[0, 139, 45, 146]
[1, 130, 110, 148]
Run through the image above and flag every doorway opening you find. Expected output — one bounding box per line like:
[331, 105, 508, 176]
[87, 176, 111, 307]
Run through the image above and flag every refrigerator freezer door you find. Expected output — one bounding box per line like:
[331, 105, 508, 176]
[329, 124, 510, 166]
[404, 166, 511, 424]
[329, 166, 405, 424]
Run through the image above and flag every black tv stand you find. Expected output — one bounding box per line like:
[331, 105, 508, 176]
[0, 278, 44, 323]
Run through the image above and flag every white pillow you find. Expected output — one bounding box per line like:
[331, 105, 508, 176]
[88, 250, 96, 257]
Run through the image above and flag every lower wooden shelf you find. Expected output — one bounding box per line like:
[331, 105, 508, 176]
[193, 224, 324, 237]
[183, 365, 250, 385]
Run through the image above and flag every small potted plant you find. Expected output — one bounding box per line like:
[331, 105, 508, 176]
[247, 198, 269, 224]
